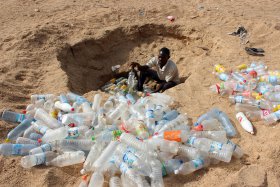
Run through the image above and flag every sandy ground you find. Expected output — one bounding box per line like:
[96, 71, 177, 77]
[0, 0, 280, 186]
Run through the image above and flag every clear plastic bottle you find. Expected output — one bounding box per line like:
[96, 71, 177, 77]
[150, 159, 164, 187]
[154, 130, 190, 143]
[92, 130, 122, 143]
[81, 102, 93, 113]
[224, 139, 243, 158]
[31, 121, 52, 135]
[23, 125, 35, 138]
[178, 145, 201, 160]
[16, 137, 41, 146]
[264, 92, 280, 102]
[104, 96, 115, 112]
[41, 126, 68, 143]
[145, 103, 156, 131]
[7, 119, 33, 141]
[190, 130, 227, 143]
[186, 137, 233, 162]
[66, 92, 88, 104]
[82, 142, 107, 173]
[157, 114, 188, 133]
[216, 110, 236, 137]
[34, 108, 60, 129]
[79, 175, 89, 187]
[263, 110, 280, 125]
[193, 118, 223, 131]
[231, 72, 247, 83]
[235, 103, 260, 113]
[1, 110, 27, 123]
[108, 103, 127, 122]
[126, 93, 136, 104]
[92, 94, 102, 112]
[21, 151, 58, 168]
[109, 176, 122, 187]
[50, 139, 95, 152]
[245, 109, 271, 121]
[162, 159, 183, 176]
[93, 141, 119, 170]
[0, 144, 37, 156]
[46, 151, 85, 167]
[174, 157, 210, 175]
[29, 143, 52, 155]
[88, 171, 104, 187]
[31, 94, 56, 103]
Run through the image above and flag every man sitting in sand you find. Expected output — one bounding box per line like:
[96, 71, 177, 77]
[130, 47, 180, 93]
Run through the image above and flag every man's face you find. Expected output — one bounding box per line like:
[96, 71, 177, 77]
[158, 51, 169, 67]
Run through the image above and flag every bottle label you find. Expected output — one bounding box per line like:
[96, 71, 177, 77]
[234, 96, 243, 103]
[163, 130, 182, 142]
[192, 158, 204, 168]
[41, 144, 52, 152]
[209, 142, 223, 153]
[161, 163, 168, 176]
[123, 152, 137, 166]
[68, 127, 79, 139]
[12, 144, 23, 155]
[35, 153, 46, 165]
[145, 109, 154, 119]
[16, 114, 26, 123]
[187, 137, 196, 146]
[261, 110, 270, 117]
[37, 95, 46, 101]
[60, 95, 69, 103]
[38, 126, 48, 135]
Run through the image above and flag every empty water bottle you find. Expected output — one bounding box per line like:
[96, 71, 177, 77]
[46, 151, 85, 167]
[7, 119, 33, 141]
[21, 151, 58, 168]
[174, 157, 210, 175]
[0, 144, 37, 156]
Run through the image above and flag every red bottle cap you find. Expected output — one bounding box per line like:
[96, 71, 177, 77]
[193, 124, 203, 131]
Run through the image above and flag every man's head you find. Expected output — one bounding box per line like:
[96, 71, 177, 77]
[158, 47, 170, 67]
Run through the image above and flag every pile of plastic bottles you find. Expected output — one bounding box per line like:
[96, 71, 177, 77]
[210, 62, 280, 126]
[0, 90, 243, 187]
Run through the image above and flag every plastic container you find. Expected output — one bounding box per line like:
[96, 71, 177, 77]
[29, 143, 52, 155]
[46, 151, 85, 167]
[92, 94, 102, 112]
[1, 110, 27, 123]
[0, 144, 37, 156]
[174, 157, 210, 175]
[21, 151, 58, 168]
[54, 101, 74, 112]
[88, 171, 104, 187]
[34, 108, 60, 129]
[236, 112, 254, 134]
[7, 119, 33, 141]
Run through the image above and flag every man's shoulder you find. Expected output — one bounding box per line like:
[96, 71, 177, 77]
[167, 59, 178, 68]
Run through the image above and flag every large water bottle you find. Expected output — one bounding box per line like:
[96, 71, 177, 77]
[54, 101, 74, 112]
[21, 151, 58, 168]
[235, 103, 260, 113]
[29, 132, 43, 140]
[186, 137, 233, 162]
[34, 108, 60, 129]
[150, 159, 164, 187]
[157, 114, 188, 133]
[41, 126, 69, 143]
[1, 110, 28, 123]
[148, 137, 179, 155]
[92, 130, 122, 143]
[190, 130, 228, 143]
[46, 151, 85, 167]
[224, 139, 243, 158]
[193, 118, 223, 131]
[174, 157, 210, 175]
[245, 109, 271, 121]
[7, 119, 33, 141]
[217, 110, 236, 137]
[31, 94, 55, 103]
[29, 143, 52, 155]
[0, 144, 37, 156]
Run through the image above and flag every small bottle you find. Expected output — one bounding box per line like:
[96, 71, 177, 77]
[92, 94, 102, 112]
[6, 119, 33, 141]
[236, 112, 254, 134]
[41, 126, 68, 143]
[21, 151, 58, 168]
[263, 110, 280, 125]
[34, 108, 60, 129]
[29, 132, 43, 140]
[16, 137, 41, 146]
[29, 143, 52, 155]
[1, 110, 27, 123]
[193, 118, 223, 131]
[54, 101, 74, 112]
[88, 171, 104, 187]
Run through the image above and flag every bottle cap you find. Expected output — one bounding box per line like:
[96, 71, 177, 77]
[38, 139, 42, 143]
[249, 70, 257, 78]
[193, 124, 203, 131]
[5, 138, 10, 143]
[91, 136, 95, 141]
[82, 175, 88, 180]
[71, 108, 75, 112]
[22, 110, 27, 114]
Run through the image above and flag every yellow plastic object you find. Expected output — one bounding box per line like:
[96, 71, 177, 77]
[214, 64, 225, 73]
[237, 64, 247, 70]
[255, 95, 263, 100]
[49, 109, 59, 118]
[273, 105, 280, 112]
[110, 78, 116, 83]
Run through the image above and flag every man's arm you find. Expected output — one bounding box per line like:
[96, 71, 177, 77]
[130, 62, 150, 71]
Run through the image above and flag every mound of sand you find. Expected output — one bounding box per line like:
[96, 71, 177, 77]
[0, 0, 279, 186]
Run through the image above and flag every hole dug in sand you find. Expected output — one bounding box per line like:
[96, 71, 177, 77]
[57, 24, 187, 94]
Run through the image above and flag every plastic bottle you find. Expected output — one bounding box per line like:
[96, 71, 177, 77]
[41, 126, 69, 143]
[163, 110, 179, 121]
[108, 103, 127, 122]
[231, 72, 247, 83]
[23, 125, 34, 138]
[34, 108, 60, 129]
[145, 103, 156, 131]
[150, 159, 164, 187]
[82, 142, 107, 173]
[88, 171, 104, 187]
[0, 144, 37, 156]
[214, 64, 225, 73]
[190, 130, 228, 143]
[92, 94, 102, 112]
[193, 118, 223, 131]
[1, 110, 28, 123]
[186, 137, 233, 162]
[93, 141, 119, 170]
[21, 151, 58, 168]
[81, 102, 93, 113]
[16, 137, 41, 146]
[224, 139, 243, 158]
[51, 139, 95, 152]
[157, 114, 188, 133]
[31, 94, 55, 103]
[234, 103, 260, 113]
[245, 109, 271, 121]
[212, 72, 230, 81]
[263, 110, 280, 125]
[217, 111, 237, 137]
[46, 151, 85, 167]
[109, 176, 122, 187]
[154, 130, 190, 143]
[264, 92, 280, 102]
[104, 96, 115, 112]
[178, 145, 201, 160]
[54, 101, 74, 112]
[6, 119, 33, 141]
[162, 159, 183, 176]
[31, 121, 52, 135]
[92, 130, 122, 143]
[29, 143, 52, 155]
[174, 157, 210, 175]
[61, 112, 94, 127]
[236, 112, 254, 134]
[134, 120, 150, 139]
[66, 92, 89, 104]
